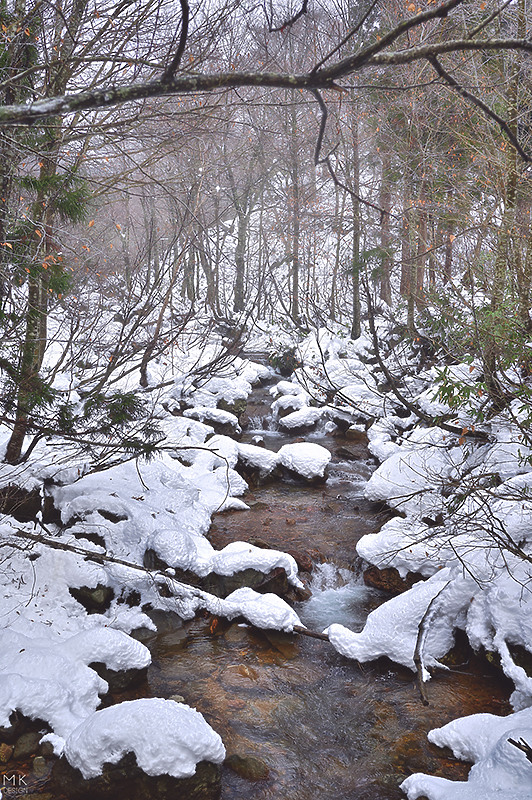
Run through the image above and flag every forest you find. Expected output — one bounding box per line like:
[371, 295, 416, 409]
[1, 0, 532, 798]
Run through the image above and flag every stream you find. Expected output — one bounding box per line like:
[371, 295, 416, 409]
[145, 375, 512, 800]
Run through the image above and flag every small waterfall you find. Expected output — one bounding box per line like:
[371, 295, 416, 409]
[299, 562, 373, 632]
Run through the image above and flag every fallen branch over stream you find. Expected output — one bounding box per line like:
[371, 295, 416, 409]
[8, 524, 332, 640]
[6, 525, 444, 704]
[293, 625, 330, 641]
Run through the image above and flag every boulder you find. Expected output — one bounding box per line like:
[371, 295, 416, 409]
[51, 753, 222, 800]
[13, 731, 41, 760]
[144, 549, 293, 600]
[0, 484, 41, 522]
[363, 566, 423, 595]
[88, 662, 148, 693]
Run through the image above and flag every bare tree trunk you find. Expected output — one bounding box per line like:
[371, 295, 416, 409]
[289, 103, 300, 323]
[379, 152, 392, 305]
[350, 92, 361, 340]
[234, 211, 248, 314]
[443, 217, 453, 284]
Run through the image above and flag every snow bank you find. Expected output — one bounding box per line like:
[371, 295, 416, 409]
[401, 708, 532, 799]
[325, 571, 456, 669]
[365, 426, 462, 516]
[64, 698, 225, 779]
[0, 628, 152, 738]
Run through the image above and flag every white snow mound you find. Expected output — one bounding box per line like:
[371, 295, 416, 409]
[64, 697, 225, 779]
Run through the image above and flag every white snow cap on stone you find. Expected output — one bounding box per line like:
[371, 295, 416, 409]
[223, 587, 303, 632]
[64, 697, 226, 779]
[277, 442, 331, 479]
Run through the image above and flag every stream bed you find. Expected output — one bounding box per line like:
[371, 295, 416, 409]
[145, 406, 512, 800]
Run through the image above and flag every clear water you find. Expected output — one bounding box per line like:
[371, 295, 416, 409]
[299, 563, 380, 632]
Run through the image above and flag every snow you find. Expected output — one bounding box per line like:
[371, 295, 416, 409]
[0, 346, 327, 782]
[156, 576, 303, 631]
[277, 442, 331, 479]
[278, 406, 325, 429]
[237, 441, 280, 476]
[183, 406, 241, 432]
[364, 425, 462, 517]
[325, 571, 456, 669]
[401, 708, 532, 799]
[64, 698, 225, 779]
[6, 321, 532, 799]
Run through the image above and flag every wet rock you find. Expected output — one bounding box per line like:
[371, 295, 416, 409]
[39, 741, 55, 758]
[223, 624, 248, 644]
[69, 584, 115, 613]
[218, 398, 247, 422]
[277, 418, 319, 435]
[224, 754, 270, 781]
[0, 742, 13, 763]
[285, 549, 313, 573]
[363, 566, 423, 595]
[13, 731, 41, 760]
[189, 411, 241, 438]
[117, 588, 141, 607]
[261, 630, 298, 660]
[143, 548, 169, 572]
[279, 464, 328, 486]
[97, 509, 128, 524]
[345, 426, 369, 445]
[508, 643, 532, 677]
[335, 446, 361, 461]
[235, 460, 283, 486]
[70, 528, 107, 548]
[89, 662, 148, 693]
[32, 756, 48, 776]
[325, 409, 353, 432]
[0, 484, 41, 522]
[0, 711, 25, 744]
[42, 493, 62, 524]
[51, 753, 222, 800]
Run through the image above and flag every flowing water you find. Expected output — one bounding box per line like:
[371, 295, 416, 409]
[146, 378, 512, 800]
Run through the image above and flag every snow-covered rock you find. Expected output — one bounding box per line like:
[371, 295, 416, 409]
[401, 707, 532, 800]
[277, 442, 331, 480]
[64, 698, 225, 779]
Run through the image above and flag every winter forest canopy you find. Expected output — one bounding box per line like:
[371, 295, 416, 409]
[3, 0, 532, 798]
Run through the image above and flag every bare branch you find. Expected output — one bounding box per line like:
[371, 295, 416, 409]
[311, 0, 380, 75]
[162, 0, 190, 83]
[427, 54, 532, 163]
[467, 0, 513, 39]
[362, 37, 532, 69]
[268, 0, 308, 33]
[320, 0, 465, 80]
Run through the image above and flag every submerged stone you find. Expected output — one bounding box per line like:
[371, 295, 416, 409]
[224, 753, 270, 781]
